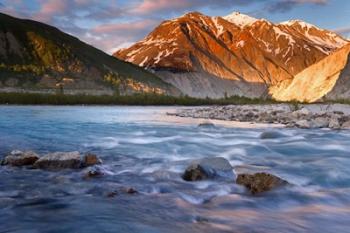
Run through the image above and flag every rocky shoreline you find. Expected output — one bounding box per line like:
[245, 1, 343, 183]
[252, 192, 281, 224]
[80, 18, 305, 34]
[169, 104, 350, 129]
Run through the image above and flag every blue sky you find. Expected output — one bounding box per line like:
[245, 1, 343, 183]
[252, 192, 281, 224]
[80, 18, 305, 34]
[0, 0, 349, 54]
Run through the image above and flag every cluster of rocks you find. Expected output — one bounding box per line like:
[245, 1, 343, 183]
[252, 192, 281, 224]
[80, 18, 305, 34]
[182, 157, 288, 195]
[1, 151, 288, 196]
[1, 150, 102, 170]
[171, 104, 350, 129]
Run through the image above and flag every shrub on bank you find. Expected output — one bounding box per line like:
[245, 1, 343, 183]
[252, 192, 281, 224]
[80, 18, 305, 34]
[0, 92, 277, 106]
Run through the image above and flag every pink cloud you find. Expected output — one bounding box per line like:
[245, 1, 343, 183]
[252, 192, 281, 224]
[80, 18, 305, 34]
[132, 0, 192, 14]
[92, 19, 157, 34]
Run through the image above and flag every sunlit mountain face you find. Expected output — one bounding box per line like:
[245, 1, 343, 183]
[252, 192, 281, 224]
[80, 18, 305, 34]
[0, 12, 179, 96]
[114, 11, 348, 100]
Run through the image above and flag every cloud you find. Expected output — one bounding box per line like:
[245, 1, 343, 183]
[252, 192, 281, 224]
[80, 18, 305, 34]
[131, 0, 264, 15]
[87, 19, 158, 53]
[334, 26, 350, 39]
[335, 27, 350, 34]
[266, 0, 328, 13]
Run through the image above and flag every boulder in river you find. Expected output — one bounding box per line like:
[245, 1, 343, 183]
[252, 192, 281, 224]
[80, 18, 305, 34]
[260, 131, 287, 139]
[1, 150, 39, 166]
[182, 157, 235, 181]
[236, 173, 288, 194]
[33, 152, 102, 170]
[83, 153, 102, 167]
[84, 167, 104, 179]
[198, 121, 215, 128]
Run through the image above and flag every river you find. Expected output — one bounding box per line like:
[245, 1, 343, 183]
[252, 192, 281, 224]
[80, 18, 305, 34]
[0, 106, 349, 233]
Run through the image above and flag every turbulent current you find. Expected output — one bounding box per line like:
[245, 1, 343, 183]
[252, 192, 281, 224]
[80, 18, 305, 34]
[0, 106, 350, 233]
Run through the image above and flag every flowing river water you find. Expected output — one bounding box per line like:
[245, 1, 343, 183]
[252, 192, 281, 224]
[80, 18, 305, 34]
[0, 106, 350, 233]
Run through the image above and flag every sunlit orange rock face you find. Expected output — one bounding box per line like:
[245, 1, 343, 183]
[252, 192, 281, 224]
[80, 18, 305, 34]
[271, 44, 350, 102]
[114, 12, 348, 99]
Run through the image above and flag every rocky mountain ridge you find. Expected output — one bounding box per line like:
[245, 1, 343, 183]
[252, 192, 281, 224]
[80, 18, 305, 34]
[0, 13, 178, 96]
[115, 11, 348, 99]
[271, 44, 350, 102]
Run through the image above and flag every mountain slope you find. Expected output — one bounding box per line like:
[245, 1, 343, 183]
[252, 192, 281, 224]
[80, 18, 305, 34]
[271, 44, 350, 102]
[114, 12, 348, 98]
[0, 13, 178, 95]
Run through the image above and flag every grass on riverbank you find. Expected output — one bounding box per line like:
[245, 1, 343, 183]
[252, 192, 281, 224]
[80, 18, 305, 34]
[0, 92, 277, 106]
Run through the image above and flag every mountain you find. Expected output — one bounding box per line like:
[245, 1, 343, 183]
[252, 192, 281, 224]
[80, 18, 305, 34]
[114, 12, 348, 98]
[271, 44, 350, 102]
[0, 13, 178, 96]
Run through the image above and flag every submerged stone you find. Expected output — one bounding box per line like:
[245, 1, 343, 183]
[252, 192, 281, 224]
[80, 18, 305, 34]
[182, 157, 235, 181]
[1, 150, 39, 166]
[198, 121, 215, 127]
[236, 172, 288, 194]
[84, 167, 104, 179]
[260, 131, 287, 139]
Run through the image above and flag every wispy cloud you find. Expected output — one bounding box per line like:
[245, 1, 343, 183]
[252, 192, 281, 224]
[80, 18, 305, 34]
[334, 26, 350, 39]
[266, 0, 328, 13]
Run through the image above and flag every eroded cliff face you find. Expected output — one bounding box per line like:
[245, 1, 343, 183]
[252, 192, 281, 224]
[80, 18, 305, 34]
[115, 12, 348, 98]
[271, 44, 350, 102]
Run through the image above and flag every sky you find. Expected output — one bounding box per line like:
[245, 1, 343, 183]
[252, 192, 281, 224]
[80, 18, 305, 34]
[0, 0, 349, 54]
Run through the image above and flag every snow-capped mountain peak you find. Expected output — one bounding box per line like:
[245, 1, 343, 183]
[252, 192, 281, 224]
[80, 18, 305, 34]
[280, 19, 348, 53]
[280, 19, 319, 30]
[223, 12, 258, 27]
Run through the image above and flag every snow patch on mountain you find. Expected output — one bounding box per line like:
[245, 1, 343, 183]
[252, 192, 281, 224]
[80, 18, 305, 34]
[223, 12, 258, 28]
[212, 17, 225, 36]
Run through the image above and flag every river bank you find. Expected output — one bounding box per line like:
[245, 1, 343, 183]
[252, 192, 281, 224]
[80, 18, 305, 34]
[169, 104, 350, 129]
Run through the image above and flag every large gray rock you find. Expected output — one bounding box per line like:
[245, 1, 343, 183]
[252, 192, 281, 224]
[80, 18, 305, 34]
[329, 115, 341, 129]
[341, 120, 350, 129]
[182, 157, 235, 181]
[236, 173, 288, 195]
[295, 120, 312, 128]
[1, 150, 39, 166]
[33, 152, 101, 170]
[311, 117, 329, 128]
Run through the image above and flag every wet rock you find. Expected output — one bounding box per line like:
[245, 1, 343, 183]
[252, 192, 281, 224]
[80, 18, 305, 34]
[33, 152, 102, 170]
[1, 150, 39, 166]
[34, 151, 83, 170]
[194, 216, 209, 224]
[198, 121, 215, 127]
[106, 191, 118, 198]
[236, 173, 288, 195]
[84, 168, 104, 179]
[83, 153, 102, 167]
[260, 131, 287, 139]
[124, 187, 138, 194]
[182, 157, 235, 181]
